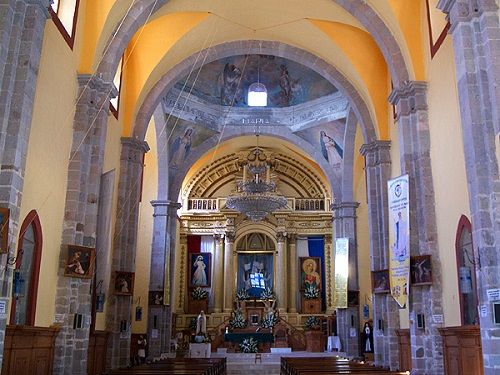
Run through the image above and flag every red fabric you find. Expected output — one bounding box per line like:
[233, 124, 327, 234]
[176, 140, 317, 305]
[187, 235, 201, 253]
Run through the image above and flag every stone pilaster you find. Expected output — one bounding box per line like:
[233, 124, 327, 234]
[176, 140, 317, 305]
[176, 234, 187, 313]
[53, 75, 115, 375]
[213, 234, 224, 313]
[288, 234, 298, 313]
[148, 200, 180, 358]
[106, 138, 149, 369]
[360, 141, 400, 371]
[437, 1, 500, 372]
[223, 232, 235, 312]
[0, 1, 49, 367]
[276, 232, 287, 312]
[389, 81, 444, 374]
[331, 201, 360, 357]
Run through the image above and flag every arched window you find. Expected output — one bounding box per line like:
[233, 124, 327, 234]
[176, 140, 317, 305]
[455, 215, 478, 326]
[10, 211, 43, 326]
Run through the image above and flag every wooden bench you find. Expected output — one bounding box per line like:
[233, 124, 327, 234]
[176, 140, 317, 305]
[281, 357, 408, 375]
[103, 358, 226, 375]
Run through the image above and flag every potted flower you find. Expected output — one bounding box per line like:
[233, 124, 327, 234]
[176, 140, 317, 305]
[229, 308, 247, 330]
[239, 337, 259, 353]
[301, 284, 321, 313]
[304, 316, 325, 352]
[260, 287, 275, 300]
[235, 288, 250, 309]
[188, 287, 209, 314]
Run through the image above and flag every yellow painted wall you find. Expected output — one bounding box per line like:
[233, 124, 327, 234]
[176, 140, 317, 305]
[426, 36, 469, 327]
[353, 124, 373, 324]
[131, 118, 158, 333]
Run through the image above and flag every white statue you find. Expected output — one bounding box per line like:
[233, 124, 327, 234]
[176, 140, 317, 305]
[196, 310, 207, 335]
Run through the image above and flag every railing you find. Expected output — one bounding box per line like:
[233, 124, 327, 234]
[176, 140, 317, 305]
[278, 316, 306, 350]
[185, 197, 329, 212]
[294, 198, 327, 211]
[187, 198, 218, 211]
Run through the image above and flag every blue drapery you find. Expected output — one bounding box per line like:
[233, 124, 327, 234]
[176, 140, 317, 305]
[308, 236, 326, 310]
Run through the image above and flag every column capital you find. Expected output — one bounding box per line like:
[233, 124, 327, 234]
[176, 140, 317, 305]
[225, 232, 235, 243]
[121, 137, 150, 153]
[151, 200, 181, 217]
[331, 201, 360, 220]
[360, 140, 391, 157]
[288, 233, 297, 245]
[438, 0, 497, 32]
[388, 81, 428, 119]
[213, 234, 224, 244]
[276, 232, 287, 244]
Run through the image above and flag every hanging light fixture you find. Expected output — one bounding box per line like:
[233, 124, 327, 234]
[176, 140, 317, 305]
[247, 47, 267, 107]
[226, 136, 287, 221]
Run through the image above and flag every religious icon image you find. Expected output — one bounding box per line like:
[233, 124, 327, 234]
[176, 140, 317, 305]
[114, 271, 135, 296]
[170, 127, 193, 168]
[300, 257, 321, 290]
[0, 208, 9, 254]
[391, 210, 408, 260]
[410, 255, 432, 285]
[149, 291, 164, 305]
[189, 253, 211, 287]
[362, 321, 374, 353]
[320, 130, 343, 168]
[64, 245, 95, 279]
[372, 269, 390, 293]
[237, 253, 274, 298]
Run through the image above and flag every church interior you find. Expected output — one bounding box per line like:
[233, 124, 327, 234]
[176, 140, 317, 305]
[0, 0, 498, 374]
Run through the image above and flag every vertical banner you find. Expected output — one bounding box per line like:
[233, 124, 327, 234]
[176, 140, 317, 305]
[388, 174, 410, 308]
[333, 238, 349, 309]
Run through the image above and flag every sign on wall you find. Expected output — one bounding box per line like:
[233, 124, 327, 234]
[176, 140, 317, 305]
[333, 238, 349, 309]
[387, 174, 410, 308]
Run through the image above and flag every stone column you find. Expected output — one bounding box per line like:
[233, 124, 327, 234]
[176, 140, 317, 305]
[213, 234, 224, 313]
[360, 141, 400, 370]
[52, 75, 115, 375]
[389, 81, 444, 374]
[276, 232, 287, 313]
[331, 201, 360, 357]
[0, 0, 49, 368]
[223, 233, 235, 312]
[106, 138, 149, 369]
[148, 200, 180, 358]
[324, 234, 335, 314]
[288, 234, 298, 313]
[437, 1, 500, 372]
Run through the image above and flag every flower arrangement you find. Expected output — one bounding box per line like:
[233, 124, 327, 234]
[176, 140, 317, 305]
[229, 309, 247, 329]
[260, 287, 275, 300]
[239, 337, 259, 353]
[191, 287, 208, 300]
[303, 283, 320, 299]
[304, 316, 321, 330]
[236, 288, 250, 301]
[260, 312, 278, 329]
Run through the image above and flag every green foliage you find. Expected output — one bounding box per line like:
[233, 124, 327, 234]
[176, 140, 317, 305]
[239, 337, 259, 353]
[304, 316, 321, 330]
[303, 283, 320, 299]
[236, 288, 250, 301]
[191, 287, 209, 300]
[260, 312, 278, 329]
[260, 287, 275, 300]
[229, 309, 247, 329]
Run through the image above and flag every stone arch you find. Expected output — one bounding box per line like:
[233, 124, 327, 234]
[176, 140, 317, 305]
[135, 40, 378, 145]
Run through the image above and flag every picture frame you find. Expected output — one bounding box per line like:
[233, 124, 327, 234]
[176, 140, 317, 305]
[64, 245, 95, 279]
[189, 252, 211, 287]
[0, 207, 9, 254]
[299, 257, 321, 290]
[114, 271, 135, 296]
[149, 290, 164, 306]
[372, 269, 390, 293]
[410, 255, 433, 285]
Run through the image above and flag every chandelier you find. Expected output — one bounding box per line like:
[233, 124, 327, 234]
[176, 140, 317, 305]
[226, 146, 287, 221]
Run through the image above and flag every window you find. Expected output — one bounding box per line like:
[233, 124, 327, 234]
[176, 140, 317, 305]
[10, 211, 43, 326]
[50, 0, 80, 49]
[455, 215, 479, 325]
[110, 57, 124, 118]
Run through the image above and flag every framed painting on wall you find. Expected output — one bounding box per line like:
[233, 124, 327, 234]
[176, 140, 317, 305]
[64, 245, 95, 279]
[299, 257, 321, 290]
[372, 269, 390, 293]
[149, 290, 164, 306]
[410, 255, 432, 285]
[0, 207, 9, 254]
[189, 253, 211, 287]
[114, 271, 135, 296]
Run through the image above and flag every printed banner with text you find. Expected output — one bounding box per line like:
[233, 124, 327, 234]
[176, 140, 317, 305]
[388, 175, 410, 308]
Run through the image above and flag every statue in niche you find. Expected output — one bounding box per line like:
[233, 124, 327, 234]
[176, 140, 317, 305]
[320, 130, 343, 168]
[219, 63, 242, 105]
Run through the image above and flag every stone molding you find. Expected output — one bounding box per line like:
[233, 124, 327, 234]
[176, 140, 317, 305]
[331, 201, 360, 220]
[151, 200, 181, 217]
[388, 81, 428, 119]
[438, 0, 498, 32]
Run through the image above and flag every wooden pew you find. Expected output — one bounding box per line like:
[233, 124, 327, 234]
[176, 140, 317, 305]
[281, 357, 408, 375]
[103, 357, 226, 375]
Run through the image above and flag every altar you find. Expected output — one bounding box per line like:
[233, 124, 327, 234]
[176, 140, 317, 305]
[223, 331, 274, 352]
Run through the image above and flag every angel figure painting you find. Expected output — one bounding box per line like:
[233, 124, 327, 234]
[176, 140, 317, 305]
[320, 130, 343, 168]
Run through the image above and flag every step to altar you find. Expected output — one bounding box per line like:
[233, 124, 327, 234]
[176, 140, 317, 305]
[227, 363, 279, 375]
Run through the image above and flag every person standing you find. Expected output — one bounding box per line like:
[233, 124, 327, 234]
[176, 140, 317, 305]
[137, 335, 147, 364]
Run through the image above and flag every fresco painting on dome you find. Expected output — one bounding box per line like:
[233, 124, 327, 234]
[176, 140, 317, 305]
[295, 121, 345, 169]
[174, 55, 337, 108]
[166, 117, 217, 169]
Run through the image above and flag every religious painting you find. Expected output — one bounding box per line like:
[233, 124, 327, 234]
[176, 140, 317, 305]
[410, 255, 432, 285]
[149, 290, 164, 306]
[189, 253, 211, 288]
[64, 245, 95, 279]
[114, 271, 135, 296]
[299, 257, 321, 290]
[237, 253, 274, 298]
[372, 269, 390, 293]
[0, 207, 9, 254]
